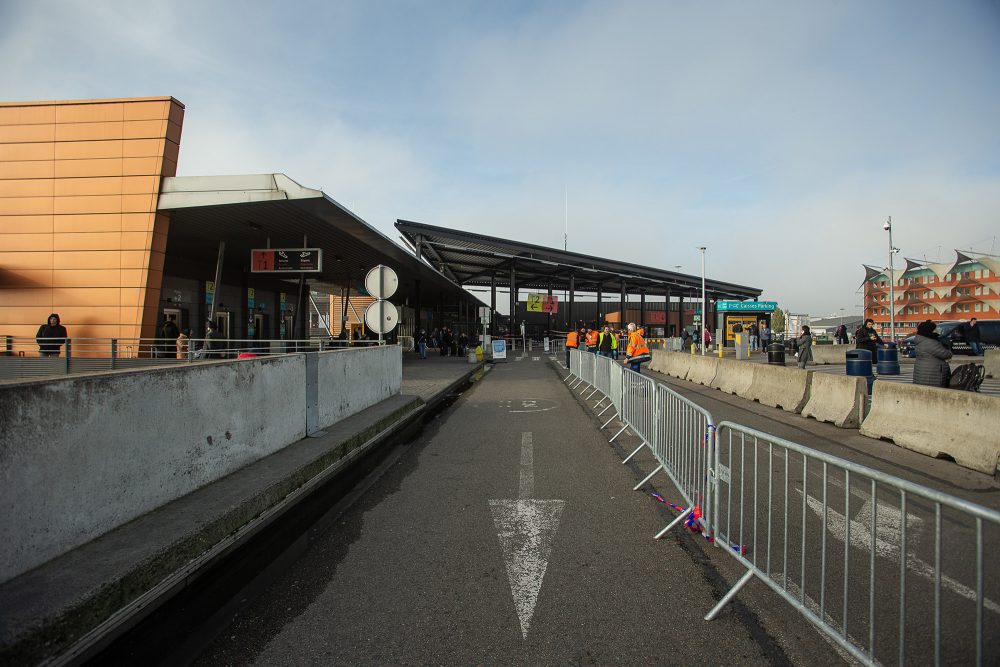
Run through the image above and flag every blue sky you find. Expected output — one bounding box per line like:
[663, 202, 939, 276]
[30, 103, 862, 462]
[3, 0, 999, 316]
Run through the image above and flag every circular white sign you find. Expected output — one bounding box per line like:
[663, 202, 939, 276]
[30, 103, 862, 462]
[365, 265, 398, 300]
[365, 301, 399, 334]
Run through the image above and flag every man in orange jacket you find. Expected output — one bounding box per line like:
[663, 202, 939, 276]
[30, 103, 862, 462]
[585, 327, 599, 353]
[623, 322, 650, 373]
[565, 327, 580, 367]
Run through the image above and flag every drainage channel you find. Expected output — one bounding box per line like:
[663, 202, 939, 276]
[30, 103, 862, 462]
[78, 382, 476, 667]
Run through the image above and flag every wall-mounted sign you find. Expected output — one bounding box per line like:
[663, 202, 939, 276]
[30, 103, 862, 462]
[716, 300, 777, 312]
[526, 294, 559, 313]
[251, 248, 323, 273]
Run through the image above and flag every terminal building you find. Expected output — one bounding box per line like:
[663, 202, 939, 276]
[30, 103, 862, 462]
[2, 96, 763, 354]
[861, 252, 1000, 336]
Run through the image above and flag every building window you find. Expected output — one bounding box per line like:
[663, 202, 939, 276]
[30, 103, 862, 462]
[975, 302, 982, 312]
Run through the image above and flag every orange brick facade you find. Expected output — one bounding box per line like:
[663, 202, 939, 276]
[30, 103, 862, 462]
[0, 97, 184, 345]
[862, 252, 1000, 336]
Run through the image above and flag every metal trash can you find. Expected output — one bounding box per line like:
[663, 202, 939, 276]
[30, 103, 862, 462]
[847, 349, 874, 393]
[876, 342, 900, 376]
[766, 343, 785, 365]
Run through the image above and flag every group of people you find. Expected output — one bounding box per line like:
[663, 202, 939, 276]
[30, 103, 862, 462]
[728, 321, 774, 352]
[414, 327, 471, 360]
[565, 323, 650, 373]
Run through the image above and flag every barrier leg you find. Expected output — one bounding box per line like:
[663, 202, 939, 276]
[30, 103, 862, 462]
[633, 464, 663, 490]
[654, 506, 692, 539]
[704, 569, 756, 621]
[600, 412, 618, 428]
[609, 424, 629, 443]
[571, 378, 585, 389]
[584, 387, 600, 400]
[563, 373, 576, 383]
[594, 396, 608, 409]
[622, 441, 646, 463]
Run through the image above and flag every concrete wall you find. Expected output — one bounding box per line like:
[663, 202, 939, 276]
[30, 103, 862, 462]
[317, 345, 401, 427]
[0, 346, 400, 583]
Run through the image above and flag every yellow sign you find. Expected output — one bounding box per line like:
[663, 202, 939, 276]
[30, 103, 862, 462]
[526, 294, 558, 313]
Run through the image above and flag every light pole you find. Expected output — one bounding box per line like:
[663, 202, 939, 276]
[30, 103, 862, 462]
[884, 216, 898, 343]
[699, 247, 706, 356]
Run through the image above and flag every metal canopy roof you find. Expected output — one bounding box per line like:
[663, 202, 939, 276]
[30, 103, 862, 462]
[157, 174, 485, 308]
[395, 219, 762, 301]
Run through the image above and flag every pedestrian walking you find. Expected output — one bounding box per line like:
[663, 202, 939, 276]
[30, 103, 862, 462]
[622, 322, 650, 373]
[759, 321, 771, 353]
[177, 328, 192, 359]
[597, 325, 616, 357]
[36, 313, 68, 357]
[160, 318, 179, 358]
[961, 318, 983, 356]
[203, 321, 225, 359]
[796, 325, 813, 369]
[702, 327, 712, 352]
[416, 329, 428, 359]
[913, 320, 952, 387]
[748, 322, 759, 351]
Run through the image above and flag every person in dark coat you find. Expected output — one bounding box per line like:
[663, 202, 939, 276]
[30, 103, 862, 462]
[912, 320, 952, 387]
[36, 313, 68, 357]
[961, 318, 983, 357]
[796, 325, 813, 369]
[854, 318, 883, 367]
[203, 321, 226, 359]
[160, 319, 180, 358]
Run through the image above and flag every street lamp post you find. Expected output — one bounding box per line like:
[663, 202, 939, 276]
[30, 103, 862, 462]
[699, 247, 706, 356]
[884, 216, 896, 343]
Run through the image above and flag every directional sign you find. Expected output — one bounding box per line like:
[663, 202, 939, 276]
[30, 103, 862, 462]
[251, 248, 323, 273]
[716, 300, 778, 312]
[526, 294, 559, 313]
[489, 432, 565, 639]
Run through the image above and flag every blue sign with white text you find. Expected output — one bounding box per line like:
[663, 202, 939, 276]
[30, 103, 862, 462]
[716, 301, 778, 312]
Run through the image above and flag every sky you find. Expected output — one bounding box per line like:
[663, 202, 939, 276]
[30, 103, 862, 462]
[2, 0, 999, 317]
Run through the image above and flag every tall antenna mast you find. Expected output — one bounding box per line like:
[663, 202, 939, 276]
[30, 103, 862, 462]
[564, 185, 568, 251]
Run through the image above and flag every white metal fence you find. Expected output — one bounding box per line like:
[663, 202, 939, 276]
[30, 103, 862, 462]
[563, 348, 1000, 666]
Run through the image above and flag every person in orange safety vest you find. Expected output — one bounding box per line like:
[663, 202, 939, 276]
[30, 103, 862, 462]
[585, 328, 599, 353]
[623, 322, 650, 373]
[565, 327, 583, 368]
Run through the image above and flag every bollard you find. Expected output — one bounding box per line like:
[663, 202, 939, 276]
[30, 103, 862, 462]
[766, 342, 785, 365]
[876, 342, 900, 375]
[846, 349, 874, 393]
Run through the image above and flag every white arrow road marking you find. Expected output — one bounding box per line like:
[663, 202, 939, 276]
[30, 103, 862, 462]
[796, 489, 1000, 614]
[489, 432, 565, 639]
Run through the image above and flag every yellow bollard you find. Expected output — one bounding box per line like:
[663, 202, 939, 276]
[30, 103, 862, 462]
[718, 344, 724, 358]
[690, 343, 696, 355]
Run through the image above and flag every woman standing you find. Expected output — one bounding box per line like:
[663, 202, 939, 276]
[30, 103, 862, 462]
[796, 325, 813, 369]
[912, 320, 952, 387]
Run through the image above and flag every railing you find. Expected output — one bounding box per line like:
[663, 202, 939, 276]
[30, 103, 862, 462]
[562, 347, 1000, 666]
[0, 335, 385, 381]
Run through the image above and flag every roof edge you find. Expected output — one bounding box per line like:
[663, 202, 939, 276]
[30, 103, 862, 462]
[0, 96, 184, 109]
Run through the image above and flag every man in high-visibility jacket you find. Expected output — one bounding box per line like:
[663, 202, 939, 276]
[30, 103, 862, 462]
[597, 325, 617, 357]
[585, 328, 599, 353]
[565, 327, 580, 368]
[623, 322, 650, 373]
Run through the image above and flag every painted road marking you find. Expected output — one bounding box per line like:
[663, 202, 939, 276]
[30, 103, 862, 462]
[489, 432, 565, 639]
[498, 399, 559, 413]
[796, 488, 1000, 614]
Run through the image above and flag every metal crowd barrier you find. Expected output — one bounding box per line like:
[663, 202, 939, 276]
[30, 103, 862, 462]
[561, 347, 1000, 665]
[709, 422, 1000, 666]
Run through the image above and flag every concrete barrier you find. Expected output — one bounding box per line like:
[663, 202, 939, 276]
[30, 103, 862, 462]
[649, 349, 671, 374]
[666, 352, 691, 380]
[801, 373, 868, 428]
[985, 349, 999, 378]
[712, 358, 755, 396]
[687, 354, 720, 386]
[746, 364, 812, 413]
[810, 346, 848, 365]
[860, 382, 1000, 475]
[0, 347, 401, 584]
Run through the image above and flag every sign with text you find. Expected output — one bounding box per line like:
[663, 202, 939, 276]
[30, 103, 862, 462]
[492, 338, 508, 361]
[716, 300, 777, 312]
[526, 294, 559, 313]
[251, 248, 323, 273]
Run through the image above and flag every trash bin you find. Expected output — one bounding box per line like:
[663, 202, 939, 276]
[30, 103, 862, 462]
[876, 342, 900, 376]
[846, 349, 874, 393]
[766, 343, 785, 365]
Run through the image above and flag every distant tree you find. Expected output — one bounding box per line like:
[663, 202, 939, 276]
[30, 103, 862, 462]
[771, 307, 786, 334]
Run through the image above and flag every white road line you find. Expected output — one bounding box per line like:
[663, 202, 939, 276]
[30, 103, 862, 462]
[519, 432, 534, 499]
[489, 431, 566, 639]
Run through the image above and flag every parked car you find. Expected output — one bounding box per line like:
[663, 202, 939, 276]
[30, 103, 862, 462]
[899, 319, 1000, 356]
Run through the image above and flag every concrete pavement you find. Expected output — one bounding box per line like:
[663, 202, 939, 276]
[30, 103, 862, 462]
[195, 356, 822, 665]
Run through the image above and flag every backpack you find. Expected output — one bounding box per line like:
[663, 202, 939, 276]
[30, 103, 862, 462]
[948, 363, 985, 392]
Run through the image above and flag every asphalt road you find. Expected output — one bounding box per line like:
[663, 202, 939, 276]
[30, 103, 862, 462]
[193, 356, 844, 666]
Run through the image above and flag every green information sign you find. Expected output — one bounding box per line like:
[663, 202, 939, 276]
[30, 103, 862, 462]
[716, 301, 777, 312]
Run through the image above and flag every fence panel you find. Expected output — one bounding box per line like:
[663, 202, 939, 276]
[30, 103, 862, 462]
[711, 421, 1000, 666]
[652, 383, 715, 519]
